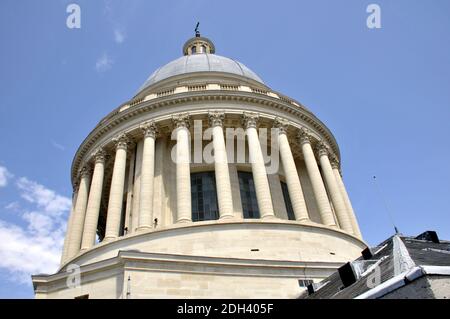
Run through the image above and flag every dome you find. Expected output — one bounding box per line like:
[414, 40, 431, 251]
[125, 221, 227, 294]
[35, 30, 365, 300]
[138, 53, 265, 92]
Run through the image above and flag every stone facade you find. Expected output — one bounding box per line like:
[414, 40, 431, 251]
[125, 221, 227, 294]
[32, 33, 366, 298]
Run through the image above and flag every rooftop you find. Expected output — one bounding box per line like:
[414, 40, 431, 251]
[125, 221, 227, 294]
[303, 231, 450, 299]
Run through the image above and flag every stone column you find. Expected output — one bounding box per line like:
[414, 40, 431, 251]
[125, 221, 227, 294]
[173, 114, 192, 223]
[317, 142, 353, 233]
[209, 111, 234, 219]
[138, 121, 158, 231]
[331, 157, 363, 238]
[274, 118, 309, 222]
[80, 148, 106, 250]
[104, 134, 130, 241]
[66, 166, 91, 259]
[298, 128, 336, 227]
[131, 140, 144, 232]
[242, 112, 275, 219]
[60, 184, 78, 265]
[124, 149, 135, 233]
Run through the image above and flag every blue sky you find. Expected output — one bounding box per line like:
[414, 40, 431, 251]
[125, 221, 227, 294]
[0, 0, 449, 298]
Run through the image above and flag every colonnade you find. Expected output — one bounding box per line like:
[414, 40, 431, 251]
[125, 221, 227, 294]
[61, 112, 362, 264]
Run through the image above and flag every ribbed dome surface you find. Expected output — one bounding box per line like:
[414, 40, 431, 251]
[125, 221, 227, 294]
[139, 54, 264, 92]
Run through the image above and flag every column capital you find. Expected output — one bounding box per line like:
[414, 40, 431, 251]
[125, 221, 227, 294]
[316, 141, 329, 157]
[91, 147, 107, 164]
[273, 117, 289, 135]
[172, 113, 191, 129]
[208, 111, 225, 127]
[330, 154, 340, 170]
[72, 180, 79, 193]
[78, 165, 91, 180]
[140, 121, 158, 139]
[297, 127, 312, 145]
[242, 112, 259, 129]
[112, 133, 131, 151]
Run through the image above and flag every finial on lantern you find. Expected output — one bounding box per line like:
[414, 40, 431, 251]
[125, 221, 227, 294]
[195, 22, 200, 37]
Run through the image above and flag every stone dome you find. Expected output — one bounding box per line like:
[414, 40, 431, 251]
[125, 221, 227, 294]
[139, 38, 264, 92]
[138, 53, 265, 92]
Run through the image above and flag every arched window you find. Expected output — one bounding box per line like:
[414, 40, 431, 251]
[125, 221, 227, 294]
[201, 45, 207, 53]
[191, 46, 197, 54]
[191, 172, 219, 221]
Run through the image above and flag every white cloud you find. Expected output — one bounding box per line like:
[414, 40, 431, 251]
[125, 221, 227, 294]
[4, 201, 20, 212]
[51, 140, 65, 151]
[16, 177, 71, 216]
[0, 221, 64, 284]
[95, 53, 114, 72]
[0, 176, 71, 284]
[114, 29, 126, 44]
[0, 166, 12, 187]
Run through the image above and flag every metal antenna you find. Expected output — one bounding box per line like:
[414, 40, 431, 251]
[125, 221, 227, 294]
[372, 175, 399, 235]
[195, 22, 200, 37]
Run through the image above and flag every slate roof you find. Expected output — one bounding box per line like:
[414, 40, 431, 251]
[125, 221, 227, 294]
[303, 231, 450, 299]
[138, 54, 264, 93]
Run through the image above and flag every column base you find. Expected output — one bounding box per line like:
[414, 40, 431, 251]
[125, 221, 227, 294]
[219, 214, 235, 221]
[136, 226, 152, 233]
[296, 218, 312, 224]
[102, 236, 117, 243]
[176, 218, 192, 224]
[261, 215, 278, 221]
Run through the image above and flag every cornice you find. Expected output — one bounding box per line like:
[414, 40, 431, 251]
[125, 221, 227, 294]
[70, 90, 341, 186]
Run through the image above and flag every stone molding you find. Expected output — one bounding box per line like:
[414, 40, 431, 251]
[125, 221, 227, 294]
[35, 250, 347, 295]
